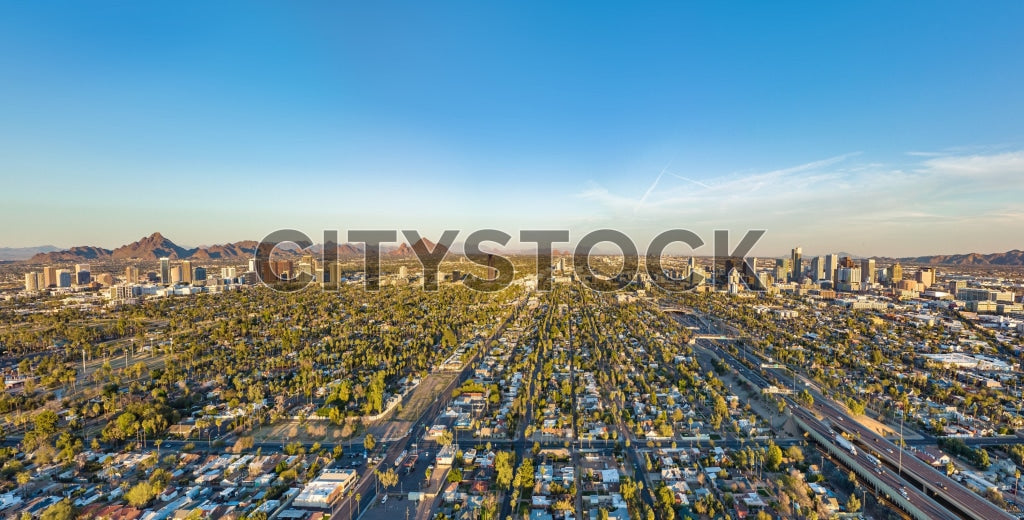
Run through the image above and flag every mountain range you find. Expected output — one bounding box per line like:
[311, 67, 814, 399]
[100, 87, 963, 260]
[896, 249, 1024, 266]
[23, 233, 445, 263]
[19, 233, 1024, 266]
[27, 233, 259, 263]
[0, 245, 61, 261]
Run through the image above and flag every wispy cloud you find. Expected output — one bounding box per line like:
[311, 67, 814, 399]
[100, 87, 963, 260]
[573, 148, 1024, 256]
[918, 151, 1024, 176]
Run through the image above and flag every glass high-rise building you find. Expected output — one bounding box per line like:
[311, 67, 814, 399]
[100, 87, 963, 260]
[160, 257, 170, 285]
[790, 247, 802, 282]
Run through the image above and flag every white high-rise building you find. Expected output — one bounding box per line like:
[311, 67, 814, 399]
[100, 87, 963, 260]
[24, 272, 40, 292]
[824, 254, 838, 281]
[810, 256, 825, 281]
[861, 258, 876, 285]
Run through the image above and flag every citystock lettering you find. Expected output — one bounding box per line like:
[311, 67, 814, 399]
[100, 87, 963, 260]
[254, 228, 765, 294]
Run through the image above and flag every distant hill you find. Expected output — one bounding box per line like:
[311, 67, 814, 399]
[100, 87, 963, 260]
[110, 232, 194, 260]
[388, 238, 447, 257]
[897, 249, 1024, 266]
[0, 245, 60, 261]
[27, 233, 259, 263]
[189, 241, 259, 260]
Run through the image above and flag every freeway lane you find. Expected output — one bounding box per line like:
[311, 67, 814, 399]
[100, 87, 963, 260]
[793, 406, 960, 520]
[813, 398, 1016, 520]
[690, 308, 1017, 520]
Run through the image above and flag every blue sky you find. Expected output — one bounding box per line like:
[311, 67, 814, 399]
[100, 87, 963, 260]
[1, 2, 1022, 256]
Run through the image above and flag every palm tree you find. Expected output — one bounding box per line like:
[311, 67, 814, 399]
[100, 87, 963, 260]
[1016, 469, 1021, 499]
[195, 418, 210, 446]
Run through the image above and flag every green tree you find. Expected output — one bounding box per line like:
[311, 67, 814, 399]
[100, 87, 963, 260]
[447, 467, 463, 483]
[34, 410, 59, 436]
[847, 493, 862, 512]
[494, 451, 515, 490]
[40, 499, 74, 520]
[364, 433, 376, 452]
[786, 445, 804, 463]
[797, 389, 814, 407]
[976, 448, 990, 469]
[765, 442, 783, 471]
[438, 430, 453, 447]
[126, 481, 156, 507]
[377, 468, 399, 490]
[515, 458, 535, 490]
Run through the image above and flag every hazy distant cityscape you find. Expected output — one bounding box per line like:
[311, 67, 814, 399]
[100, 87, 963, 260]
[3, 2, 1024, 520]
[1, 233, 1023, 520]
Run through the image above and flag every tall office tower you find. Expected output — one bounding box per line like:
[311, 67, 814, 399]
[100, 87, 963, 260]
[772, 265, 787, 284]
[948, 280, 966, 294]
[861, 258, 876, 285]
[222, 267, 237, 280]
[299, 254, 314, 276]
[248, 258, 258, 273]
[790, 247, 802, 282]
[25, 272, 40, 292]
[75, 263, 91, 285]
[327, 262, 342, 285]
[193, 266, 207, 282]
[810, 256, 825, 281]
[181, 260, 193, 284]
[891, 263, 903, 283]
[837, 266, 862, 292]
[688, 256, 696, 271]
[126, 266, 140, 284]
[43, 266, 57, 288]
[398, 265, 408, 277]
[775, 258, 791, 282]
[822, 254, 836, 281]
[169, 265, 183, 284]
[56, 269, 72, 288]
[916, 267, 936, 288]
[274, 261, 293, 280]
[160, 257, 171, 285]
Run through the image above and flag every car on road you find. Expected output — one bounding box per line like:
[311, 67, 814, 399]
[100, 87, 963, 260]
[381, 494, 388, 504]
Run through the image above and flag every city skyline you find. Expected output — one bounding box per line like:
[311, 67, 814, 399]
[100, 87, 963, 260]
[2, 2, 1023, 255]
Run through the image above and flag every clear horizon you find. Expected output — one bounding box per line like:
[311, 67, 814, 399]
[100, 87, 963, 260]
[2, 2, 1023, 256]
